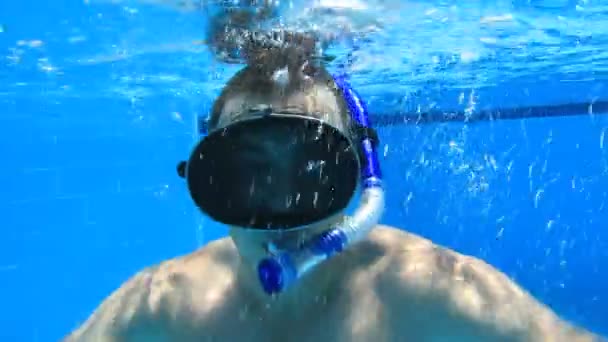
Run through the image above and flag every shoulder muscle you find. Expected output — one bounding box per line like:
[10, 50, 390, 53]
[63, 266, 159, 342]
[63, 240, 237, 342]
[377, 225, 599, 341]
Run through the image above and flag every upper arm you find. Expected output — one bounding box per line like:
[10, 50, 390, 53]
[63, 267, 159, 342]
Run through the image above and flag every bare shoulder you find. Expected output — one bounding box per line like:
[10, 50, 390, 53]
[63, 238, 238, 342]
[367, 225, 601, 341]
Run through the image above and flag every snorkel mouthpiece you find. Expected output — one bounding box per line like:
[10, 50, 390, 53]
[257, 75, 385, 295]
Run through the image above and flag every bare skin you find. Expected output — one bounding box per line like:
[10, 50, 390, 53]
[63, 30, 603, 341]
[63, 223, 602, 342]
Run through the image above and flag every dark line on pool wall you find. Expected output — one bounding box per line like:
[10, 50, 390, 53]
[197, 100, 608, 133]
[372, 100, 606, 126]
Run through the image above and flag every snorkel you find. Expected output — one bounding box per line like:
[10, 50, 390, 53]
[257, 75, 384, 295]
[184, 0, 385, 296]
[179, 71, 385, 296]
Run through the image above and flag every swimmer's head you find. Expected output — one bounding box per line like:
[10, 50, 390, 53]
[180, 63, 363, 230]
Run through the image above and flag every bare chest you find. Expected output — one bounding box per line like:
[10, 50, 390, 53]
[221, 307, 388, 341]
[162, 287, 393, 342]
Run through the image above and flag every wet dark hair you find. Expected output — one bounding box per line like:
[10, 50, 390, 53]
[208, 63, 351, 132]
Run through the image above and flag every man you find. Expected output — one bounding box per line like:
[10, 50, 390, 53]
[64, 4, 603, 342]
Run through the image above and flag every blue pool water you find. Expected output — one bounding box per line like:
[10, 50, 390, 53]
[1, 0, 607, 340]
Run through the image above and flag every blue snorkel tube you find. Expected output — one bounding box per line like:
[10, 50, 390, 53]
[201, 0, 384, 295]
[257, 75, 385, 295]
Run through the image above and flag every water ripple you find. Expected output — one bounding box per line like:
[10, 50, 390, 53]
[1, 0, 605, 108]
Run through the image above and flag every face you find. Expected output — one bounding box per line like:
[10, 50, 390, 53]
[185, 66, 359, 230]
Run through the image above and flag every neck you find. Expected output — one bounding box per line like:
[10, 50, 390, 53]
[229, 214, 346, 311]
